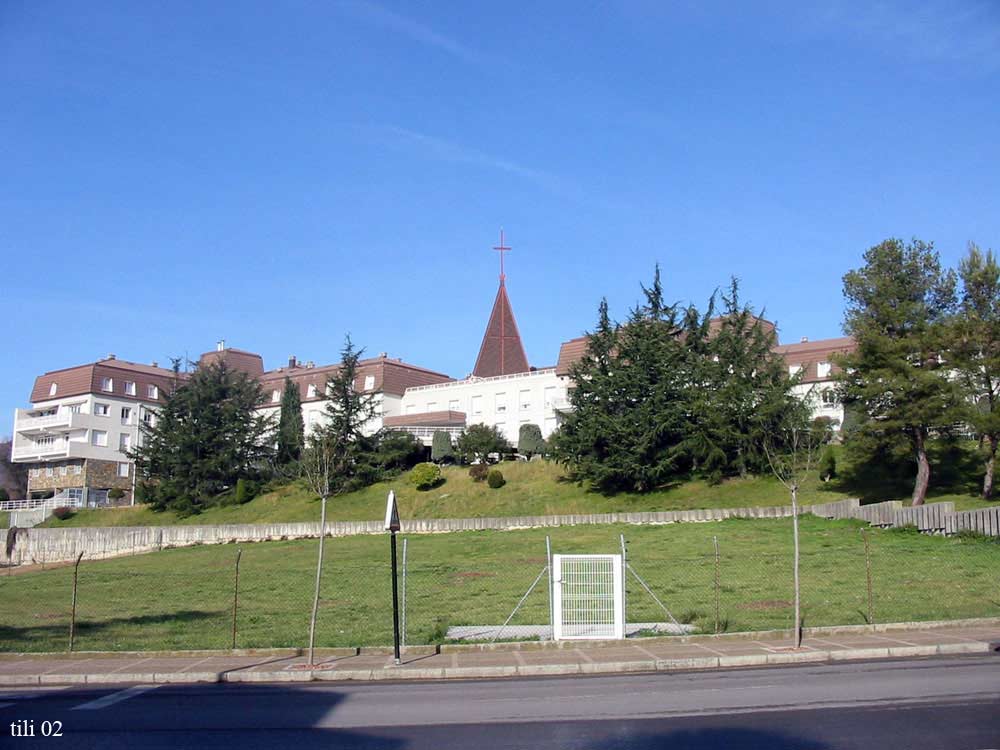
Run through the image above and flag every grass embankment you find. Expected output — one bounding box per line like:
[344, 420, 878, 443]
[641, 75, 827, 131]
[38, 442, 1000, 529]
[3, 516, 998, 652]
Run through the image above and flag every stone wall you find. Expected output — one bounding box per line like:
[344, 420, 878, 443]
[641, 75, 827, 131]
[26, 460, 85, 494]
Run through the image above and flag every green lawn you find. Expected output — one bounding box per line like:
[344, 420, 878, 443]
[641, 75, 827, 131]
[3, 515, 998, 652]
[0, 512, 8, 529]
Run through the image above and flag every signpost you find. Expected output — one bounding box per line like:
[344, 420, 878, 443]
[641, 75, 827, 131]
[385, 490, 402, 665]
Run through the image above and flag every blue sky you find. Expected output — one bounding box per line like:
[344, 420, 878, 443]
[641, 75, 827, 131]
[2, 1, 999, 422]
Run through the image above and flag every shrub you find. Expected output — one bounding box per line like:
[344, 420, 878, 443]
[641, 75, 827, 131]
[0, 488, 8, 502]
[431, 430, 455, 463]
[51, 506, 74, 520]
[517, 423, 546, 458]
[108, 487, 125, 501]
[410, 462, 443, 491]
[235, 478, 253, 504]
[819, 446, 837, 481]
[469, 463, 489, 482]
[487, 469, 505, 489]
[457, 424, 510, 464]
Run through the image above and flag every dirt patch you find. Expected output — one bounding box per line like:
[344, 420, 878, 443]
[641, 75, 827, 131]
[737, 599, 792, 611]
[1, 560, 76, 576]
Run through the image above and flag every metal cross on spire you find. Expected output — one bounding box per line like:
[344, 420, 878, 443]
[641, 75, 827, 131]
[493, 228, 511, 284]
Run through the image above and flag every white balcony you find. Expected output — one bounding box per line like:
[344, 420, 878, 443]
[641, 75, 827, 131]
[13, 408, 77, 434]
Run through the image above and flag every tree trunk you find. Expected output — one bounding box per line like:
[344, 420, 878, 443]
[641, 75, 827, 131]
[911, 429, 930, 506]
[307, 494, 328, 667]
[983, 434, 998, 500]
[791, 485, 801, 649]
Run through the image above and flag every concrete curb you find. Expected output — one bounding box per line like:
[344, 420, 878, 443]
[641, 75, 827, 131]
[1, 641, 993, 687]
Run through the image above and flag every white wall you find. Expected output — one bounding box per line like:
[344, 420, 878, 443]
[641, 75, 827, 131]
[400, 369, 569, 445]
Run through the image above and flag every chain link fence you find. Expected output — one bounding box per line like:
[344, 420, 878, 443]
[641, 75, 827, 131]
[1, 518, 998, 652]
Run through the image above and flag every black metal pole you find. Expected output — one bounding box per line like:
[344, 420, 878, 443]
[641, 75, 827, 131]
[390, 530, 401, 665]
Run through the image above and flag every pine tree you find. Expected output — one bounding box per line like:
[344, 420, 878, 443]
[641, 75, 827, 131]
[310, 336, 378, 494]
[838, 238, 963, 506]
[276, 376, 304, 466]
[952, 243, 1000, 498]
[132, 360, 274, 515]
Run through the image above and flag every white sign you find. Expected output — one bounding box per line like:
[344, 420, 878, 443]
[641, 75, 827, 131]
[384, 490, 400, 532]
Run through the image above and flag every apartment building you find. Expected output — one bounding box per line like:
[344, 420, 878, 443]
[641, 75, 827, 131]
[11, 357, 178, 504]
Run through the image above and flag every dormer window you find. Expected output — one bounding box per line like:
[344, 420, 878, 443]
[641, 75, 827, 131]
[272, 390, 281, 403]
[125, 381, 136, 396]
[101, 377, 113, 392]
[364, 375, 375, 391]
[147, 385, 159, 399]
[49, 382, 58, 396]
[789, 365, 803, 377]
[307, 384, 317, 398]
[817, 362, 832, 379]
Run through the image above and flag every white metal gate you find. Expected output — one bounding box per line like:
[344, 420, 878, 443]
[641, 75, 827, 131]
[552, 554, 624, 640]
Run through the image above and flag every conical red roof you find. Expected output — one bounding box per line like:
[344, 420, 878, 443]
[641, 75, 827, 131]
[472, 282, 530, 377]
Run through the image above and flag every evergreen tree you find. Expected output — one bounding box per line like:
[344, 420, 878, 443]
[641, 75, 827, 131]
[553, 267, 691, 492]
[690, 279, 801, 482]
[517, 423, 546, 459]
[431, 430, 455, 463]
[952, 243, 1000, 498]
[132, 360, 274, 515]
[456, 424, 510, 464]
[276, 375, 304, 466]
[310, 336, 378, 494]
[837, 238, 963, 506]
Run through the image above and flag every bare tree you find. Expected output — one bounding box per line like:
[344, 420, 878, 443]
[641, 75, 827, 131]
[300, 432, 334, 666]
[763, 420, 823, 649]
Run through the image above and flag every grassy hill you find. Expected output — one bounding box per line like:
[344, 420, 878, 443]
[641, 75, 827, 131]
[36, 452, 1000, 529]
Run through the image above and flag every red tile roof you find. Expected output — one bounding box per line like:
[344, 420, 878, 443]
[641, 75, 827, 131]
[259, 355, 453, 402]
[473, 282, 530, 377]
[30, 359, 180, 404]
[774, 337, 856, 383]
[197, 348, 265, 376]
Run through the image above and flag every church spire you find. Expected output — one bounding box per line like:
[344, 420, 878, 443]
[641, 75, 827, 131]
[472, 230, 530, 378]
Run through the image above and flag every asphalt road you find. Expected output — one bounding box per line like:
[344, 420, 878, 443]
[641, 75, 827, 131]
[2, 655, 998, 749]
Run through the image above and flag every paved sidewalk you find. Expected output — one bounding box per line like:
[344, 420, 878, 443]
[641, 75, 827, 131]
[2, 622, 998, 686]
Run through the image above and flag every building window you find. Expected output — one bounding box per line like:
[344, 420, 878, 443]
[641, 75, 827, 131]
[821, 389, 837, 406]
[307, 384, 317, 398]
[118, 462, 130, 478]
[405, 404, 416, 414]
[101, 377, 113, 392]
[49, 382, 58, 396]
[426, 401, 438, 412]
[94, 403, 110, 417]
[448, 399, 460, 412]
[495, 422, 506, 437]
[121, 407, 132, 424]
[519, 389, 531, 410]
[364, 375, 375, 391]
[544, 386, 557, 408]
[125, 381, 136, 396]
[58, 465, 67, 476]
[495, 392, 507, 413]
[91, 430, 108, 447]
[119, 433, 131, 452]
[789, 364, 803, 377]
[72, 464, 82, 475]
[817, 362, 832, 379]
[147, 384, 159, 399]
[272, 390, 281, 403]
[68, 403, 82, 414]
[45, 467, 53, 477]
[471, 395, 483, 416]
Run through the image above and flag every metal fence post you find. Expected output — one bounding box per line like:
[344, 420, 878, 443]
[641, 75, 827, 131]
[619, 534, 628, 631]
[862, 529, 874, 625]
[713, 535, 721, 635]
[231, 548, 242, 650]
[545, 535, 553, 639]
[69, 552, 84, 652]
[401, 538, 407, 649]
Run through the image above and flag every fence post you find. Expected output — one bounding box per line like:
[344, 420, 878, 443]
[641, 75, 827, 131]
[619, 534, 628, 630]
[713, 535, 721, 635]
[862, 529, 874, 625]
[231, 548, 242, 650]
[401, 538, 407, 649]
[545, 535, 553, 639]
[69, 552, 84, 652]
